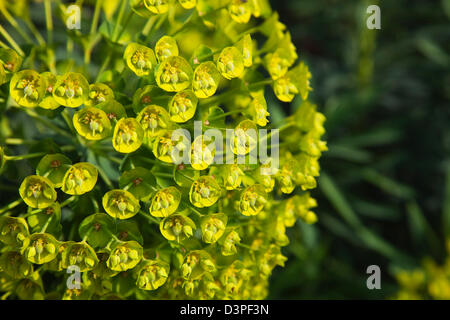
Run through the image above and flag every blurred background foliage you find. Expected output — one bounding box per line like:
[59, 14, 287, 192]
[0, 0, 448, 299]
[268, 0, 450, 299]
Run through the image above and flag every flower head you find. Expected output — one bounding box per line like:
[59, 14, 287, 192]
[189, 176, 221, 208]
[10, 70, 45, 107]
[73, 106, 112, 140]
[124, 43, 157, 77]
[160, 214, 196, 242]
[61, 242, 99, 272]
[150, 186, 181, 218]
[217, 47, 244, 80]
[102, 189, 141, 220]
[62, 162, 98, 195]
[156, 56, 193, 92]
[137, 260, 170, 290]
[23, 233, 60, 264]
[155, 36, 179, 62]
[0, 216, 29, 248]
[86, 83, 114, 106]
[192, 62, 221, 98]
[113, 118, 144, 153]
[53, 72, 89, 107]
[201, 213, 227, 244]
[19, 175, 57, 208]
[169, 90, 198, 123]
[106, 241, 143, 271]
[240, 184, 267, 216]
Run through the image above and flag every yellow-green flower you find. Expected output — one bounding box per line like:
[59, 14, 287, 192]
[36, 153, 72, 188]
[249, 91, 270, 126]
[136, 105, 170, 143]
[0, 251, 33, 279]
[178, 0, 196, 9]
[229, 0, 253, 24]
[149, 186, 181, 218]
[189, 176, 221, 208]
[217, 47, 244, 80]
[73, 106, 112, 140]
[0, 48, 22, 76]
[239, 184, 267, 216]
[237, 34, 253, 67]
[102, 189, 141, 220]
[23, 233, 60, 264]
[156, 56, 193, 92]
[52, 72, 89, 108]
[39, 72, 60, 110]
[19, 175, 57, 209]
[144, 0, 169, 14]
[113, 118, 144, 153]
[85, 83, 114, 106]
[220, 230, 241, 256]
[97, 99, 127, 122]
[181, 250, 215, 280]
[222, 164, 244, 190]
[201, 213, 227, 244]
[106, 241, 143, 271]
[0, 216, 29, 247]
[61, 242, 99, 272]
[230, 119, 258, 155]
[136, 259, 170, 290]
[273, 61, 312, 102]
[124, 43, 157, 77]
[10, 70, 45, 107]
[192, 62, 221, 98]
[160, 214, 196, 242]
[191, 135, 215, 171]
[169, 90, 198, 123]
[62, 162, 98, 195]
[155, 36, 179, 62]
[152, 130, 184, 163]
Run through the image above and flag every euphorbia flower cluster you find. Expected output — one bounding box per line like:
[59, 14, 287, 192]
[0, 0, 326, 300]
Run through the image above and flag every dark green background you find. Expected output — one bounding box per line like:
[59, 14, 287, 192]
[268, 0, 450, 299]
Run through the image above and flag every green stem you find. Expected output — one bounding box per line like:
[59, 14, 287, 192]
[248, 79, 273, 91]
[5, 152, 45, 161]
[61, 196, 77, 207]
[154, 172, 173, 179]
[0, 6, 32, 44]
[139, 210, 160, 225]
[142, 15, 158, 38]
[90, 0, 103, 36]
[0, 198, 23, 215]
[113, 0, 127, 42]
[116, 10, 134, 42]
[44, 0, 53, 44]
[61, 109, 76, 135]
[189, 205, 204, 217]
[0, 25, 24, 56]
[237, 242, 252, 250]
[82, 227, 94, 242]
[97, 163, 114, 189]
[25, 109, 73, 138]
[95, 51, 112, 82]
[207, 109, 242, 121]
[146, 13, 167, 43]
[4, 138, 35, 145]
[24, 18, 46, 46]
[40, 214, 54, 233]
